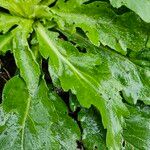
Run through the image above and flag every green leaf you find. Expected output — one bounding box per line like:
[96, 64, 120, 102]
[123, 105, 150, 149]
[0, 1, 23, 18]
[79, 106, 107, 150]
[129, 49, 150, 68]
[13, 20, 40, 95]
[60, 29, 100, 54]
[0, 13, 21, 34]
[0, 1, 50, 19]
[36, 23, 129, 149]
[0, 33, 13, 54]
[63, 30, 150, 105]
[62, 32, 150, 108]
[79, 104, 150, 150]
[51, 1, 149, 55]
[69, 93, 80, 112]
[0, 76, 80, 149]
[0, 1, 149, 149]
[36, 23, 150, 149]
[110, 0, 150, 23]
[40, 0, 56, 6]
[13, 36, 41, 95]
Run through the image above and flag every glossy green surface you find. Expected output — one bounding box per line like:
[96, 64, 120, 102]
[36, 23, 150, 149]
[52, 1, 149, 54]
[0, 0, 149, 149]
[110, 0, 150, 23]
[124, 105, 150, 149]
[79, 106, 107, 150]
[0, 76, 80, 149]
[0, 0, 50, 18]
[78, 104, 150, 150]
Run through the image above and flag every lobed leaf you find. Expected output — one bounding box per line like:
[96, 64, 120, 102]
[36, 23, 129, 149]
[0, 1, 149, 149]
[0, 13, 21, 34]
[110, 0, 150, 23]
[78, 104, 150, 150]
[36, 23, 150, 149]
[0, 76, 80, 150]
[51, 0, 149, 55]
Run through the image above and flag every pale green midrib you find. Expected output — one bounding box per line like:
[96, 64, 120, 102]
[21, 96, 31, 150]
[36, 24, 124, 149]
[37, 24, 99, 93]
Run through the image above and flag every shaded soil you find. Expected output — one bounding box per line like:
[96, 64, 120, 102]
[0, 52, 16, 103]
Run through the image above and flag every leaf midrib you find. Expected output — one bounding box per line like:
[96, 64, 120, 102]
[36, 23, 100, 93]
[20, 96, 31, 150]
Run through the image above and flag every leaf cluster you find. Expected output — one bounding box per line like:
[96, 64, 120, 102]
[0, 0, 150, 149]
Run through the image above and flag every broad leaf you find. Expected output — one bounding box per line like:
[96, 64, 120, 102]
[59, 29, 150, 108]
[36, 23, 129, 149]
[51, 0, 149, 55]
[36, 23, 150, 149]
[129, 49, 150, 69]
[110, 0, 150, 23]
[0, 13, 32, 54]
[0, 76, 80, 149]
[63, 30, 150, 105]
[0, 0, 150, 149]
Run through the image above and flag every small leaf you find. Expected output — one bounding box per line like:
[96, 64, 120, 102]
[123, 105, 150, 149]
[79, 106, 107, 150]
[69, 93, 80, 112]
